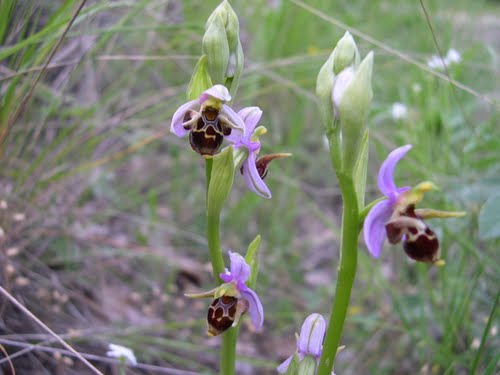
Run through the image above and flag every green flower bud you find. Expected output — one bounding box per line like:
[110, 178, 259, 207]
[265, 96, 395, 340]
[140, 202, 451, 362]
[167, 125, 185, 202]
[202, 1, 243, 88]
[338, 52, 373, 172]
[203, 13, 230, 84]
[332, 31, 360, 74]
[316, 31, 374, 175]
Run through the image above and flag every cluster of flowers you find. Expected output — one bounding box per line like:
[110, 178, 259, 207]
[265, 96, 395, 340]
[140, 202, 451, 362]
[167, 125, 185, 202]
[171, 83, 463, 373]
[427, 48, 462, 70]
[168, 4, 464, 370]
[171, 84, 288, 199]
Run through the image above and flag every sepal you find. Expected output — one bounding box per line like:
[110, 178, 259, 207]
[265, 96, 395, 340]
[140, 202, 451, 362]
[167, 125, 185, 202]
[245, 235, 261, 288]
[353, 128, 369, 208]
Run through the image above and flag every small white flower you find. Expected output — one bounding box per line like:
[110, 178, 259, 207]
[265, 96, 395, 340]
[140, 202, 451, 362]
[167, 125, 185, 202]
[427, 55, 446, 70]
[427, 48, 462, 70]
[106, 343, 137, 366]
[446, 48, 461, 64]
[391, 102, 408, 120]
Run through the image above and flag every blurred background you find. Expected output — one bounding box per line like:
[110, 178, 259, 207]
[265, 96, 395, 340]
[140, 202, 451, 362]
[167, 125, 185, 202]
[0, 0, 499, 374]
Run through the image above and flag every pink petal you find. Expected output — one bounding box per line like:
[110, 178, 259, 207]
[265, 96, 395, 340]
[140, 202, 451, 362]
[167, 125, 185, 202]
[170, 99, 198, 137]
[377, 144, 412, 199]
[276, 355, 294, 374]
[241, 288, 264, 331]
[237, 107, 262, 136]
[220, 104, 245, 143]
[297, 313, 326, 357]
[228, 252, 250, 283]
[363, 200, 393, 258]
[242, 153, 271, 199]
[199, 84, 231, 104]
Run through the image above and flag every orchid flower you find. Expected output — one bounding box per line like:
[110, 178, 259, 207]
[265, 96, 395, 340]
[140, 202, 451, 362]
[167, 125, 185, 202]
[363, 144, 465, 264]
[186, 251, 263, 336]
[230, 107, 290, 199]
[170, 84, 244, 156]
[277, 314, 336, 374]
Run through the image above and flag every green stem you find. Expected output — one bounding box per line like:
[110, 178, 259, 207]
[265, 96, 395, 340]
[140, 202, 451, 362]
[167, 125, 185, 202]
[317, 172, 359, 375]
[204, 159, 238, 375]
[220, 325, 240, 375]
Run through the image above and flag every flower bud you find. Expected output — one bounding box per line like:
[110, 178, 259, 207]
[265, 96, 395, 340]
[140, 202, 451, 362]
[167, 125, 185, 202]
[332, 31, 359, 74]
[202, 1, 243, 88]
[337, 51, 373, 172]
[316, 31, 373, 174]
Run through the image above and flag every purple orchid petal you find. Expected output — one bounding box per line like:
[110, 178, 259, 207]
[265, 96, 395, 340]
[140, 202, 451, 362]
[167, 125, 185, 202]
[220, 104, 246, 144]
[363, 200, 393, 258]
[219, 271, 232, 283]
[276, 354, 294, 374]
[377, 144, 412, 199]
[199, 84, 231, 104]
[242, 153, 272, 199]
[170, 99, 198, 137]
[297, 313, 326, 357]
[277, 353, 306, 373]
[228, 251, 250, 283]
[241, 288, 264, 331]
[237, 107, 263, 136]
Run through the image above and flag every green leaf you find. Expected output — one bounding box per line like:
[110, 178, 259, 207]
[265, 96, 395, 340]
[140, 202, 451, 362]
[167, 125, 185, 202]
[478, 194, 500, 240]
[187, 55, 213, 101]
[353, 128, 369, 209]
[245, 235, 261, 288]
[207, 147, 234, 219]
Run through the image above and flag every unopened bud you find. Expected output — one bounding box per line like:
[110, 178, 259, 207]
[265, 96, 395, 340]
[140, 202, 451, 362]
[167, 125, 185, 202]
[332, 31, 359, 74]
[202, 1, 243, 87]
[317, 31, 374, 174]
